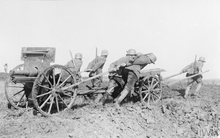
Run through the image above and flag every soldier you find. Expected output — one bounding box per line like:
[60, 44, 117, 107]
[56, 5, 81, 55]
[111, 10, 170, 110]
[180, 56, 206, 98]
[65, 53, 83, 81]
[4, 63, 8, 73]
[84, 50, 109, 88]
[102, 49, 157, 107]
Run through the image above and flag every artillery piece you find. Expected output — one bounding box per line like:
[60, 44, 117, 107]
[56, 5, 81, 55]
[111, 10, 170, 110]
[5, 47, 78, 116]
[5, 47, 55, 108]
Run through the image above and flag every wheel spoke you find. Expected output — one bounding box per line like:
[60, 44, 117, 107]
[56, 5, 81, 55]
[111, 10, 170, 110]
[55, 95, 60, 113]
[48, 96, 54, 114]
[153, 81, 159, 88]
[52, 69, 56, 87]
[148, 92, 151, 106]
[151, 94, 156, 103]
[152, 91, 160, 100]
[40, 94, 52, 109]
[16, 92, 25, 106]
[36, 90, 52, 98]
[153, 88, 161, 92]
[142, 91, 149, 101]
[42, 73, 53, 87]
[58, 95, 68, 107]
[151, 77, 155, 87]
[7, 85, 24, 88]
[38, 84, 52, 90]
[56, 70, 63, 87]
[147, 78, 150, 86]
[142, 83, 149, 90]
[13, 89, 25, 96]
[57, 75, 71, 88]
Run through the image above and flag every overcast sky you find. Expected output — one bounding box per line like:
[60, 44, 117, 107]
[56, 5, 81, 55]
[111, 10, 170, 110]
[0, 0, 219, 79]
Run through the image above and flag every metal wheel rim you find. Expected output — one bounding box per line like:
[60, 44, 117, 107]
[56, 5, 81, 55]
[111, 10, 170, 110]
[32, 64, 77, 116]
[139, 75, 162, 106]
[5, 64, 29, 109]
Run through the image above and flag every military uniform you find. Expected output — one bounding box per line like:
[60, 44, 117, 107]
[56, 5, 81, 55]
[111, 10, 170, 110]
[107, 56, 136, 96]
[104, 53, 155, 106]
[181, 57, 205, 98]
[65, 59, 83, 82]
[182, 61, 204, 84]
[85, 56, 107, 88]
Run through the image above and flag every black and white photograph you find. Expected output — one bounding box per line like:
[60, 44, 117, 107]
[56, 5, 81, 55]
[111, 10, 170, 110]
[0, 0, 220, 138]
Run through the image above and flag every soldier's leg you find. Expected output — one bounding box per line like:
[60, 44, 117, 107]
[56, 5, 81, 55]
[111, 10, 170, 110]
[115, 71, 138, 106]
[101, 79, 118, 105]
[89, 72, 96, 87]
[184, 79, 193, 98]
[94, 74, 104, 103]
[195, 75, 203, 93]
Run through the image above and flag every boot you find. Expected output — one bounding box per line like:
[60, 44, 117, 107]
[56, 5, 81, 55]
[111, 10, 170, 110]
[94, 94, 103, 103]
[195, 83, 202, 93]
[101, 92, 110, 106]
[184, 86, 190, 99]
[116, 89, 129, 105]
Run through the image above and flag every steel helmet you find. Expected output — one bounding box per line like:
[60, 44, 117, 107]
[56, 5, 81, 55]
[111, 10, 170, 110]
[198, 57, 205, 62]
[126, 49, 137, 55]
[101, 50, 109, 56]
[146, 53, 157, 64]
[75, 53, 83, 59]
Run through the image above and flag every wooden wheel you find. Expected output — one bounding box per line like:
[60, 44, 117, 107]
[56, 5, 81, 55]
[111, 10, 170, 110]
[32, 64, 77, 116]
[5, 64, 30, 109]
[139, 74, 162, 107]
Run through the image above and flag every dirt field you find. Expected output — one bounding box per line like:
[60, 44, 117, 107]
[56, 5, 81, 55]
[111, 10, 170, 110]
[0, 79, 220, 138]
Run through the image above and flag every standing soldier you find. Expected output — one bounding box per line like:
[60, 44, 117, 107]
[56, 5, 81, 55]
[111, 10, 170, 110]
[4, 63, 8, 73]
[65, 53, 83, 82]
[181, 56, 206, 98]
[84, 50, 109, 89]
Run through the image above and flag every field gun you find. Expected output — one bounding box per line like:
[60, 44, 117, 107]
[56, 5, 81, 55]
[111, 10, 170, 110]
[5, 47, 57, 110]
[9, 47, 56, 83]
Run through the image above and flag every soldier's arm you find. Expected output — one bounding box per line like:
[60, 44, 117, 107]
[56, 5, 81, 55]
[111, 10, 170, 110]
[75, 60, 83, 72]
[86, 58, 95, 69]
[181, 63, 193, 73]
[91, 58, 106, 71]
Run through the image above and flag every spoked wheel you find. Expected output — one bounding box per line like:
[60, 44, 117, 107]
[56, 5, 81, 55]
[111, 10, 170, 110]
[32, 64, 77, 116]
[139, 74, 162, 107]
[5, 64, 30, 109]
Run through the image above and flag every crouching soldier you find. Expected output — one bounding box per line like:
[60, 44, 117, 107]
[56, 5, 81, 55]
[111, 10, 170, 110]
[102, 49, 157, 107]
[65, 53, 83, 82]
[115, 53, 157, 107]
[101, 49, 138, 105]
[180, 56, 206, 98]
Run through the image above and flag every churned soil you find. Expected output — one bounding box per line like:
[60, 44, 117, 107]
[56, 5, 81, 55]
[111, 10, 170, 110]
[0, 80, 220, 138]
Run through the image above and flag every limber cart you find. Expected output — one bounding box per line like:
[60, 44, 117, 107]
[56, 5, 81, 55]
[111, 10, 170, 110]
[5, 47, 209, 116]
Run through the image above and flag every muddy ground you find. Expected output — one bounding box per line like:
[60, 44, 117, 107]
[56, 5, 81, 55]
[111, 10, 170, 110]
[0, 79, 220, 138]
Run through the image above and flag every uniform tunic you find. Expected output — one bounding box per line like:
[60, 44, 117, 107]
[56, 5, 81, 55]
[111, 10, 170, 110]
[66, 59, 83, 73]
[86, 56, 107, 87]
[182, 61, 204, 84]
[108, 56, 133, 77]
[126, 54, 152, 79]
[107, 56, 136, 95]
[65, 59, 83, 82]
